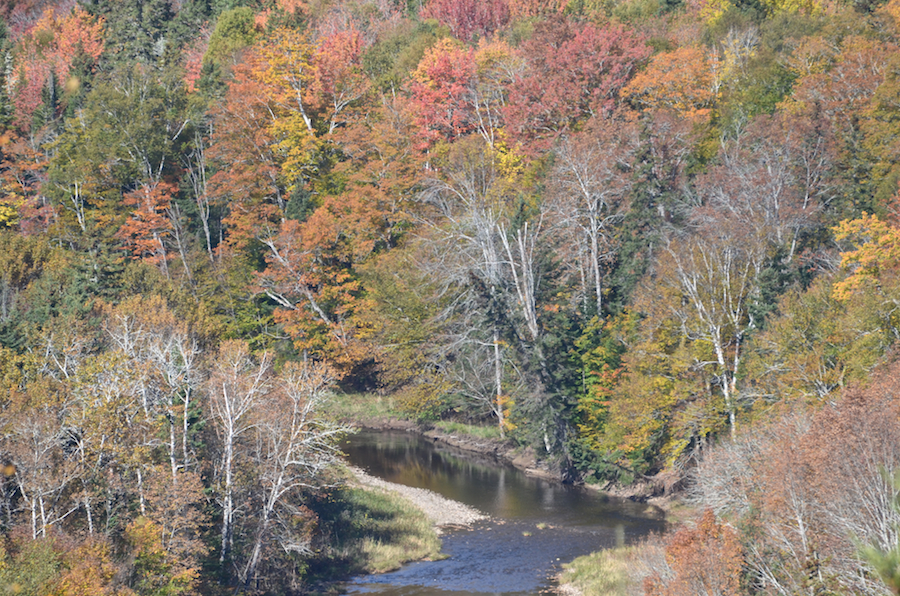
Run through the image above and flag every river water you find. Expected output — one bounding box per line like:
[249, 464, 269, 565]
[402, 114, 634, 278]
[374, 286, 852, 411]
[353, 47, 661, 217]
[343, 430, 667, 596]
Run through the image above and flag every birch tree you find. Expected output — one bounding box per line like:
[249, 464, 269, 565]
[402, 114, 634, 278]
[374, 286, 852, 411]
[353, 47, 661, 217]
[208, 340, 271, 566]
[240, 360, 348, 590]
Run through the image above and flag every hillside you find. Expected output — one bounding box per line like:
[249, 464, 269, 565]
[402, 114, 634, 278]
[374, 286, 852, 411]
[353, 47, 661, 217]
[3, 0, 900, 592]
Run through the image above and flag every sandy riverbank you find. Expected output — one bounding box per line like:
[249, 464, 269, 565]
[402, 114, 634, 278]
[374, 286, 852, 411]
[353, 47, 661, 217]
[348, 466, 488, 532]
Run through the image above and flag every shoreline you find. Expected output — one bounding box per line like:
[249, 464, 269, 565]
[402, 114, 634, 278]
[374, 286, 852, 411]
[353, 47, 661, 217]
[348, 465, 488, 532]
[351, 418, 683, 516]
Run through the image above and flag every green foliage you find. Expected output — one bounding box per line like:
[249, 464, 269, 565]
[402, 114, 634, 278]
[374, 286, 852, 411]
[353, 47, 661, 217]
[205, 7, 258, 68]
[0, 537, 63, 596]
[89, 0, 175, 65]
[361, 19, 450, 92]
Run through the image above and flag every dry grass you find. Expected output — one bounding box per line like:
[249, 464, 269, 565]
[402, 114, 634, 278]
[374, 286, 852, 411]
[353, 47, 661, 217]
[558, 538, 668, 596]
[313, 484, 444, 578]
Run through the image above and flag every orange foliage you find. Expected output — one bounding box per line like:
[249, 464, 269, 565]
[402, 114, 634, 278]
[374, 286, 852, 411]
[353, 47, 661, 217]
[645, 510, 744, 596]
[115, 182, 176, 267]
[258, 197, 377, 373]
[0, 131, 52, 233]
[623, 45, 717, 122]
[56, 538, 119, 596]
[12, 5, 104, 129]
[207, 55, 284, 251]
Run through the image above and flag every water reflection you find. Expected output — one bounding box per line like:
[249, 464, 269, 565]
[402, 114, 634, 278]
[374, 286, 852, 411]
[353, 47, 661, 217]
[343, 431, 667, 596]
[344, 431, 666, 529]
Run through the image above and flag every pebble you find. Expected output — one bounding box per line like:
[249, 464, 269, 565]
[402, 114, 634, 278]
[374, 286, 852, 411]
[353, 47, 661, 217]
[349, 466, 488, 530]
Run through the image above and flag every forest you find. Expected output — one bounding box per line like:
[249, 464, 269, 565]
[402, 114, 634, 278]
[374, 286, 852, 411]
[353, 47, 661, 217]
[3, 0, 900, 591]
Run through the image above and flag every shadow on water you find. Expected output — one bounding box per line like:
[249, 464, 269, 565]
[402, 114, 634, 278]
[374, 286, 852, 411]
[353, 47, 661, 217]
[342, 431, 667, 596]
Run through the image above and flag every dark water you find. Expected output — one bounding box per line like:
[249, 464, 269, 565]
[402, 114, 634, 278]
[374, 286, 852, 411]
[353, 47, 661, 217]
[343, 430, 666, 596]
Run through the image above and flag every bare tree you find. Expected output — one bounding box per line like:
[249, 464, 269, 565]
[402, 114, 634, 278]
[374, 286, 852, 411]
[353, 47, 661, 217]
[240, 361, 349, 589]
[208, 340, 271, 565]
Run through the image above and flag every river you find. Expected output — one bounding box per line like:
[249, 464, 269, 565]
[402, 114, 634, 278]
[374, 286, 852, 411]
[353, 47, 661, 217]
[343, 430, 667, 596]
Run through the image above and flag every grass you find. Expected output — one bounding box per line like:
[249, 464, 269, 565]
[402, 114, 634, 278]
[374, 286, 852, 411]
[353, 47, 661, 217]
[558, 546, 643, 596]
[323, 393, 504, 443]
[307, 483, 444, 581]
[433, 420, 502, 440]
[325, 391, 403, 423]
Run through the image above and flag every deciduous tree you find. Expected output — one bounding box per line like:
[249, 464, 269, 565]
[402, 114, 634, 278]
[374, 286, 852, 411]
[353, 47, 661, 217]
[504, 18, 649, 152]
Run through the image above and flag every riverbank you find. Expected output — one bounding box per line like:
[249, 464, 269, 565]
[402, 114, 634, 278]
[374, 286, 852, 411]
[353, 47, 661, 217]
[349, 466, 488, 532]
[327, 392, 683, 510]
[348, 415, 563, 481]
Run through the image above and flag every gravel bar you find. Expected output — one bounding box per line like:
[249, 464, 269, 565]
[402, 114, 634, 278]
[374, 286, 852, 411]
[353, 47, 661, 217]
[349, 466, 488, 530]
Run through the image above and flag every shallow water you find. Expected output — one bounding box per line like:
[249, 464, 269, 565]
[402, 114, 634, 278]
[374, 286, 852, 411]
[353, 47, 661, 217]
[343, 430, 666, 596]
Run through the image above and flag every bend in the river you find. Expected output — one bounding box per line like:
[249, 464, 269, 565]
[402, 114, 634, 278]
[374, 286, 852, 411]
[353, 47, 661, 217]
[343, 430, 667, 596]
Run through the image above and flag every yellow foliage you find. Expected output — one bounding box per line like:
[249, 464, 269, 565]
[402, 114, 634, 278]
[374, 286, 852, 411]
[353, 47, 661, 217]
[881, 0, 900, 30]
[759, 0, 822, 14]
[784, 36, 836, 79]
[256, 27, 321, 193]
[491, 140, 526, 182]
[832, 211, 900, 301]
[0, 196, 22, 228]
[498, 393, 516, 433]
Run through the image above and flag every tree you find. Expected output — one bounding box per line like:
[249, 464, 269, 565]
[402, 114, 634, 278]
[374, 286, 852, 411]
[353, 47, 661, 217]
[309, 27, 370, 135]
[115, 182, 177, 276]
[693, 362, 900, 596]
[695, 112, 836, 263]
[506, 0, 567, 18]
[833, 200, 900, 301]
[623, 45, 719, 123]
[787, 36, 895, 215]
[207, 340, 270, 567]
[645, 510, 743, 596]
[419, 0, 510, 42]
[207, 55, 284, 251]
[550, 114, 639, 315]
[503, 18, 649, 152]
[417, 137, 553, 437]
[239, 360, 348, 590]
[10, 6, 105, 131]
[409, 38, 477, 146]
[661, 224, 767, 440]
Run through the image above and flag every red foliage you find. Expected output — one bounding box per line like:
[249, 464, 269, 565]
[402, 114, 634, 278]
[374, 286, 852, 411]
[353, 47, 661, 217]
[409, 39, 478, 146]
[419, 0, 510, 41]
[11, 5, 105, 130]
[182, 29, 210, 94]
[503, 18, 649, 153]
[309, 27, 370, 133]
